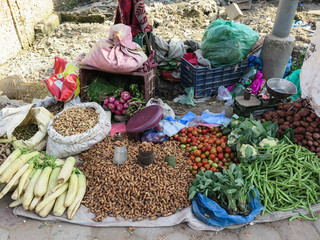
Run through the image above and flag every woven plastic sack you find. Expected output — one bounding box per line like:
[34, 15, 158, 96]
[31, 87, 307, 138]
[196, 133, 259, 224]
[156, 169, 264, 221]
[46, 102, 111, 158]
[192, 189, 264, 227]
[202, 20, 259, 67]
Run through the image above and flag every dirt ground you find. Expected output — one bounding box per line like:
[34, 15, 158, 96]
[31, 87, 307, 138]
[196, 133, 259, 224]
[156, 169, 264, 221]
[0, 0, 319, 114]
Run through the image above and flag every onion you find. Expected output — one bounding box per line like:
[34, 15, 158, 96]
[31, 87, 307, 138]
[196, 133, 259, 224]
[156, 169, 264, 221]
[119, 98, 126, 104]
[114, 110, 122, 115]
[121, 109, 127, 115]
[107, 103, 115, 111]
[121, 91, 131, 101]
[117, 103, 124, 112]
[108, 96, 115, 103]
[114, 100, 120, 106]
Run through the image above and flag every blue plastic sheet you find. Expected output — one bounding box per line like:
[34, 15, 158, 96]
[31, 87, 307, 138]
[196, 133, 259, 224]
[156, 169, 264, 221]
[200, 110, 231, 125]
[192, 189, 264, 227]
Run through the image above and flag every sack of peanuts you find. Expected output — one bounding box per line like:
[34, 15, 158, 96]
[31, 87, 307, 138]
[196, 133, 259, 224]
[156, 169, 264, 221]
[0, 104, 52, 150]
[46, 102, 111, 158]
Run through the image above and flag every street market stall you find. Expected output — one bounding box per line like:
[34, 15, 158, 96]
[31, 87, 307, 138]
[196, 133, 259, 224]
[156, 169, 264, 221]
[0, 0, 319, 232]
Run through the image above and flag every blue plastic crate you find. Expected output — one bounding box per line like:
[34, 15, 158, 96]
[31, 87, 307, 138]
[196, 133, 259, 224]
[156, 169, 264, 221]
[180, 58, 249, 98]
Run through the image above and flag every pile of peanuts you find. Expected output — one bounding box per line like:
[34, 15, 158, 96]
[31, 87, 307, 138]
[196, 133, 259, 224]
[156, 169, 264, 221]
[139, 141, 154, 152]
[80, 135, 193, 222]
[52, 107, 99, 136]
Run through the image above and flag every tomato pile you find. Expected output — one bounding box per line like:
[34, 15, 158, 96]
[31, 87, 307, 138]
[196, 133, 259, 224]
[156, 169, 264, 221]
[170, 126, 239, 175]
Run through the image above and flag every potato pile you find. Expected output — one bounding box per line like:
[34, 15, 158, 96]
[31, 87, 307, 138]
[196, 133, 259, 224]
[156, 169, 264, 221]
[52, 107, 99, 136]
[260, 99, 320, 157]
[80, 135, 193, 222]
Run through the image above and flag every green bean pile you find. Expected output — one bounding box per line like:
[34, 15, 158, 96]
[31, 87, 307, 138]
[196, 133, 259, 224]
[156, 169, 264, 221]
[242, 141, 320, 216]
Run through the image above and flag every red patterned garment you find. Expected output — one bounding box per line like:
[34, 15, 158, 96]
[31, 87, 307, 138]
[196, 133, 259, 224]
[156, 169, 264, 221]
[114, 0, 152, 36]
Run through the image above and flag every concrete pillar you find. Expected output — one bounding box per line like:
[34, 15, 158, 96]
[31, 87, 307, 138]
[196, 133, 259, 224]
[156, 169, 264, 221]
[272, 0, 299, 38]
[260, 34, 295, 80]
[260, 0, 298, 80]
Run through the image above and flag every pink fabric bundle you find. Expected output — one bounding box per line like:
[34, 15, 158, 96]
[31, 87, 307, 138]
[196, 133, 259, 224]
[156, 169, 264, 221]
[81, 24, 147, 73]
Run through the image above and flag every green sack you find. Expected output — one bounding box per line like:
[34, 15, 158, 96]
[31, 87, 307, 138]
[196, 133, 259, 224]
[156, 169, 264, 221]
[202, 19, 259, 67]
[284, 69, 301, 101]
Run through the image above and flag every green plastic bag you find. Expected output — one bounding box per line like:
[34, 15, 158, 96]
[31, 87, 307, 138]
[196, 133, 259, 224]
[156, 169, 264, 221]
[284, 69, 301, 101]
[202, 20, 259, 67]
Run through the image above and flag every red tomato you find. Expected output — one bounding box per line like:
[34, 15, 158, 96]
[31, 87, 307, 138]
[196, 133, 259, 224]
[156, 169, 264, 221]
[209, 154, 216, 160]
[217, 153, 224, 160]
[180, 137, 187, 144]
[198, 144, 203, 150]
[210, 148, 217, 155]
[204, 164, 210, 170]
[190, 155, 195, 161]
[177, 136, 182, 142]
[221, 142, 226, 149]
[201, 147, 207, 152]
[202, 159, 208, 165]
[205, 151, 210, 157]
[174, 134, 179, 140]
[200, 154, 206, 159]
[187, 133, 193, 138]
[225, 147, 232, 153]
[215, 139, 221, 146]
[195, 157, 202, 163]
[187, 127, 193, 133]
[210, 167, 217, 173]
[194, 150, 201, 156]
[208, 139, 214, 144]
[224, 153, 230, 159]
[217, 146, 223, 153]
[206, 145, 212, 151]
[202, 129, 207, 135]
[192, 130, 198, 136]
[198, 129, 202, 134]
[180, 128, 186, 133]
[222, 158, 227, 163]
[187, 159, 193, 164]
[187, 138, 191, 143]
[200, 167, 206, 172]
[197, 162, 203, 168]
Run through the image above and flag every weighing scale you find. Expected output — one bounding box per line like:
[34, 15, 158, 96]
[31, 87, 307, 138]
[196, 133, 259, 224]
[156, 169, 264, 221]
[233, 78, 298, 117]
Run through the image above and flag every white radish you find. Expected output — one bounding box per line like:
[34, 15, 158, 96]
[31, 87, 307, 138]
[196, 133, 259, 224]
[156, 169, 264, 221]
[35, 183, 68, 213]
[53, 191, 67, 217]
[52, 157, 75, 192]
[0, 163, 29, 199]
[29, 196, 41, 211]
[9, 197, 23, 208]
[0, 149, 22, 176]
[18, 166, 33, 197]
[0, 151, 39, 183]
[67, 174, 86, 220]
[23, 168, 42, 210]
[11, 188, 19, 200]
[36, 168, 61, 215]
[34, 166, 52, 198]
[64, 173, 78, 207]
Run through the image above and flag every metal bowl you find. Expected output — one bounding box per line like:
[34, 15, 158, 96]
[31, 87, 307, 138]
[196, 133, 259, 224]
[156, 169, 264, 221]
[266, 78, 298, 99]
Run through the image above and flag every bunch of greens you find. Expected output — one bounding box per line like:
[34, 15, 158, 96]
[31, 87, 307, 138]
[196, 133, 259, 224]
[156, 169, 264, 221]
[125, 84, 146, 118]
[189, 164, 256, 215]
[222, 115, 278, 163]
[86, 77, 128, 103]
[289, 50, 306, 75]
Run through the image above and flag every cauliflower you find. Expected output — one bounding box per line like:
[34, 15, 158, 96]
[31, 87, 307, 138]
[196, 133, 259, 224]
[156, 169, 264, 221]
[259, 138, 279, 148]
[239, 144, 258, 159]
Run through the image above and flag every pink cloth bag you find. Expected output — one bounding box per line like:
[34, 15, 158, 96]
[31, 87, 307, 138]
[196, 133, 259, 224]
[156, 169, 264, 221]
[81, 24, 147, 73]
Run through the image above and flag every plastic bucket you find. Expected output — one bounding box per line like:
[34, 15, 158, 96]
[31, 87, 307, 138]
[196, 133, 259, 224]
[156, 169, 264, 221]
[113, 146, 128, 164]
[138, 149, 154, 166]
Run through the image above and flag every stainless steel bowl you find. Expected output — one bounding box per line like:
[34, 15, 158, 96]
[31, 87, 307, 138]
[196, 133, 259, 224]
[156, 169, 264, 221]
[266, 78, 298, 99]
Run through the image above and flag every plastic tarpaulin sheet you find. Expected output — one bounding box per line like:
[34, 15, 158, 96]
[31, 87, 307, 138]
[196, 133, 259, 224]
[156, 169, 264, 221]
[13, 202, 320, 231]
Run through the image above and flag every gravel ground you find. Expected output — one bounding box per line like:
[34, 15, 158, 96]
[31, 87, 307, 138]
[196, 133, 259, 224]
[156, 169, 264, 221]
[0, 0, 319, 101]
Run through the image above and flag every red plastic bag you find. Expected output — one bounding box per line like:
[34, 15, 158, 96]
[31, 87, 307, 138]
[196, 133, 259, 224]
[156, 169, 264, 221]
[44, 57, 80, 102]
